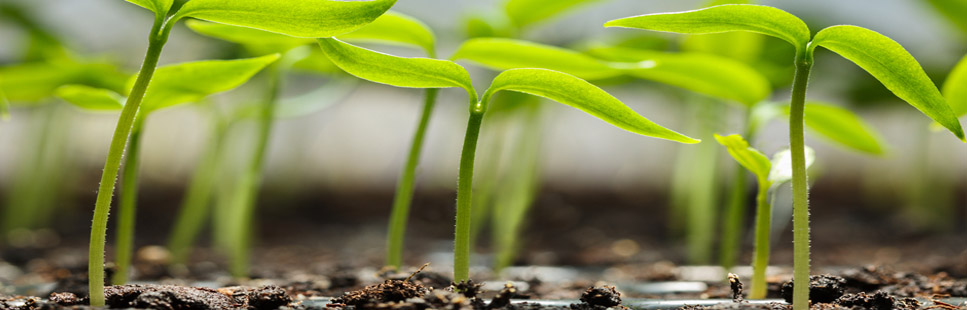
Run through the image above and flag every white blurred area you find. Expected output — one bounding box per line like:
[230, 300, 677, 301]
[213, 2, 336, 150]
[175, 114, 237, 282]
[0, 0, 964, 195]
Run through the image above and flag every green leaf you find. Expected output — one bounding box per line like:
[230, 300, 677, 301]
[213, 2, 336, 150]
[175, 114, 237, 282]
[811, 25, 965, 141]
[768, 146, 815, 185]
[505, 0, 603, 29]
[126, 0, 173, 17]
[317, 38, 477, 100]
[925, 0, 967, 35]
[588, 46, 771, 106]
[452, 38, 620, 80]
[943, 54, 967, 116]
[133, 54, 280, 112]
[56, 85, 124, 111]
[186, 20, 311, 54]
[794, 102, 886, 155]
[0, 62, 83, 102]
[338, 11, 435, 56]
[291, 47, 342, 74]
[604, 4, 810, 50]
[173, 0, 397, 38]
[235, 78, 358, 119]
[714, 134, 771, 181]
[481, 68, 698, 144]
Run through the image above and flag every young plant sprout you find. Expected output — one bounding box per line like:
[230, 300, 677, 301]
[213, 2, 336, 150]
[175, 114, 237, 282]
[86, 0, 395, 305]
[183, 11, 436, 271]
[318, 37, 699, 281]
[451, 37, 769, 269]
[58, 55, 279, 285]
[714, 134, 816, 299]
[606, 4, 964, 308]
[944, 55, 967, 123]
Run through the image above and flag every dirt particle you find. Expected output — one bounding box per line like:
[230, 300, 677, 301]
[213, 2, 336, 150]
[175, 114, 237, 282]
[104, 284, 243, 309]
[780, 275, 846, 304]
[573, 286, 622, 310]
[728, 273, 744, 302]
[331, 279, 430, 307]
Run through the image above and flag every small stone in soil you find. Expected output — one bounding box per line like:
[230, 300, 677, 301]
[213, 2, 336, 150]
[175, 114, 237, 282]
[453, 280, 484, 299]
[780, 275, 846, 304]
[488, 283, 518, 309]
[48, 291, 84, 306]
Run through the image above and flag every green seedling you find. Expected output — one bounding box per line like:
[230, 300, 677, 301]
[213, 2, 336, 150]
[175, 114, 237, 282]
[58, 55, 279, 285]
[716, 134, 817, 299]
[184, 11, 434, 272]
[944, 55, 967, 122]
[451, 36, 770, 269]
[318, 37, 698, 281]
[606, 4, 964, 308]
[85, 0, 395, 305]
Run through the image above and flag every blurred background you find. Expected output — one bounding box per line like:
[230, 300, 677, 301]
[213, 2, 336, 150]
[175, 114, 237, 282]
[0, 0, 964, 271]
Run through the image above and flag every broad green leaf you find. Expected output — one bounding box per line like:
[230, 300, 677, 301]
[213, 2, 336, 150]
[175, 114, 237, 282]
[317, 38, 477, 100]
[186, 20, 311, 55]
[452, 38, 620, 80]
[714, 134, 771, 181]
[56, 85, 124, 111]
[133, 54, 280, 112]
[681, 0, 763, 62]
[786, 102, 886, 155]
[926, 0, 967, 35]
[126, 0, 173, 17]
[588, 46, 770, 106]
[339, 11, 436, 56]
[0, 62, 83, 102]
[943, 54, 967, 116]
[768, 146, 815, 185]
[811, 25, 965, 141]
[605, 4, 810, 49]
[505, 0, 603, 29]
[173, 0, 397, 38]
[481, 68, 698, 144]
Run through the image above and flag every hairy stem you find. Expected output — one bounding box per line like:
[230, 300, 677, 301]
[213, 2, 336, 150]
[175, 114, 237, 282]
[112, 117, 145, 286]
[167, 110, 229, 265]
[385, 88, 439, 269]
[454, 110, 485, 282]
[89, 18, 170, 307]
[229, 63, 282, 278]
[749, 180, 772, 299]
[789, 51, 813, 310]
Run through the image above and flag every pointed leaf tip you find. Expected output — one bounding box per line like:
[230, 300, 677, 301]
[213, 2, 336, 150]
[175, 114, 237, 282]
[604, 4, 810, 49]
[317, 38, 477, 101]
[482, 68, 699, 144]
[812, 25, 965, 141]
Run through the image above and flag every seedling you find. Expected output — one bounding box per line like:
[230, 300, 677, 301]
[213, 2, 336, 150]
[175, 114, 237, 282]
[606, 4, 964, 308]
[85, 0, 395, 305]
[318, 37, 698, 281]
[58, 54, 279, 285]
[714, 134, 815, 299]
[451, 37, 769, 268]
[183, 11, 435, 271]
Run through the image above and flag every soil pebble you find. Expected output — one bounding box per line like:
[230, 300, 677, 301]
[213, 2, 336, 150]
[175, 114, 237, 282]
[834, 291, 919, 310]
[569, 286, 623, 310]
[780, 275, 846, 304]
[330, 279, 431, 307]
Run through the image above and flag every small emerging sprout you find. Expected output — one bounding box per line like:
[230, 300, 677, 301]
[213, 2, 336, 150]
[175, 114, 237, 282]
[714, 134, 815, 299]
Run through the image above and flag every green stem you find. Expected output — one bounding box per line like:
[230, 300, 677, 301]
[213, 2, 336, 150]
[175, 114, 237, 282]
[385, 88, 439, 269]
[229, 62, 282, 278]
[167, 109, 229, 265]
[88, 18, 170, 307]
[789, 51, 813, 310]
[112, 117, 145, 286]
[719, 110, 755, 271]
[454, 110, 485, 282]
[749, 180, 772, 299]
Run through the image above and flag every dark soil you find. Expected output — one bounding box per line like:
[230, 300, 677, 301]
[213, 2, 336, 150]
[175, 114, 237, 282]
[780, 275, 847, 304]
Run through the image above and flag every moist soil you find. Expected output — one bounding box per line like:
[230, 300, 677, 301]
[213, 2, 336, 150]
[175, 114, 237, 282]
[1, 188, 966, 309]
